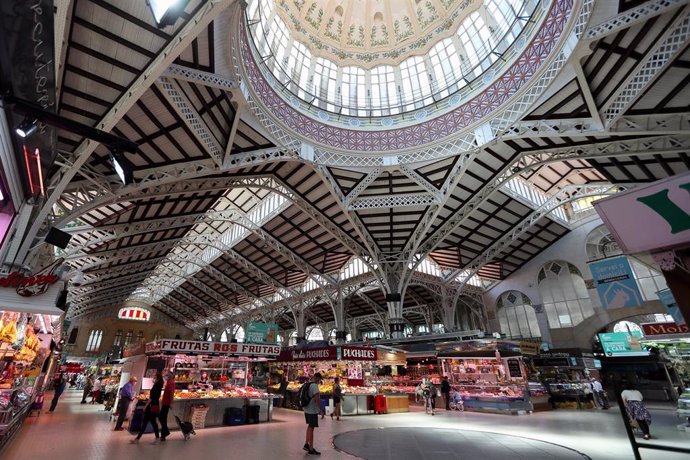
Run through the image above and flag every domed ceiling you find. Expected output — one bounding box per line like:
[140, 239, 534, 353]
[274, 0, 482, 67]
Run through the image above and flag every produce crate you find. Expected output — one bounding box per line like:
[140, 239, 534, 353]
[190, 404, 209, 430]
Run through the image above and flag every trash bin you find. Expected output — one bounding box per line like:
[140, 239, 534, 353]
[246, 405, 260, 424]
[374, 394, 387, 414]
[223, 407, 245, 426]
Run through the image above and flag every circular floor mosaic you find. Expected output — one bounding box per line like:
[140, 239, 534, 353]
[333, 427, 591, 460]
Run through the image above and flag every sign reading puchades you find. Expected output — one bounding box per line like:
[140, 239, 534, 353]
[118, 306, 151, 322]
[642, 322, 690, 336]
[276, 346, 378, 362]
[145, 339, 281, 358]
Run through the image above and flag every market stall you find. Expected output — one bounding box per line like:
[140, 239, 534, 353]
[140, 339, 281, 429]
[270, 344, 409, 415]
[438, 340, 532, 415]
[531, 352, 594, 409]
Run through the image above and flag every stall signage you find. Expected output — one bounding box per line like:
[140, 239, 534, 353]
[146, 339, 281, 357]
[245, 321, 278, 344]
[519, 341, 540, 355]
[656, 289, 686, 326]
[0, 271, 59, 296]
[642, 322, 690, 336]
[588, 256, 643, 309]
[507, 358, 522, 378]
[598, 331, 649, 357]
[277, 346, 377, 362]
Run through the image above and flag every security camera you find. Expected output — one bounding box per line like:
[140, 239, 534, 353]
[71, 271, 85, 286]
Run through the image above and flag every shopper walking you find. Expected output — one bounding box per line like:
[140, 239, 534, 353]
[81, 374, 94, 404]
[131, 372, 163, 444]
[91, 377, 103, 404]
[441, 376, 451, 410]
[302, 372, 323, 456]
[331, 377, 342, 421]
[114, 376, 137, 431]
[621, 385, 652, 440]
[48, 374, 66, 413]
[591, 378, 608, 409]
[159, 371, 175, 441]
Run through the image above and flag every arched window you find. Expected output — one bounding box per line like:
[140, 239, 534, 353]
[612, 320, 643, 334]
[496, 291, 540, 338]
[235, 326, 246, 343]
[306, 326, 324, 341]
[538, 261, 594, 328]
[113, 330, 123, 347]
[288, 330, 298, 346]
[123, 330, 133, 347]
[86, 329, 104, 353]
[220, 330, 229, 342]
[67, 327, 79, 345]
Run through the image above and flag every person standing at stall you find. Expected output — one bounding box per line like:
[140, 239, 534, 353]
[81, 374, 94, 404]
[91, 377, 103, 404]
[278, 374, 288, 408]
[48, 374, 66, 413]
[441, 376, 451, 410]
[131, 372, 163, 444]
[114, 376, 137, 431]
[303, 372, 323, 456]
[331, 377, 342, 421]
[159, 372, 175, 442]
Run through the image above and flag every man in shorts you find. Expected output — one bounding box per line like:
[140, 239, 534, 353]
[303, 372, 324, 455]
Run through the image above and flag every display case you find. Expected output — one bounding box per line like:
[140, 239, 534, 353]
[528, 381, 551, 411]
[543, 380, 593, 409]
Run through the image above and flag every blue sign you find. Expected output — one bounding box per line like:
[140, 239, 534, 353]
[598, 331, 648, 357]
[657, 289, 686, 325]
[589, 256, 643, 310]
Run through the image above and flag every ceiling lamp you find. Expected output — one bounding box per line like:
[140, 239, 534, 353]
[15, 117, 38, 138]
[148, 0, 189, 28]
[110, 150, 134, 185]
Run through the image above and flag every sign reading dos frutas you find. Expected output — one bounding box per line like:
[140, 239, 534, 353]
[146, 339, 281, 357]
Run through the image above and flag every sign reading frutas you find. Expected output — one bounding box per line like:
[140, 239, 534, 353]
[146, 339, 281, 357]
[245, 322, 278, 344]
[588, 256, 643, 309]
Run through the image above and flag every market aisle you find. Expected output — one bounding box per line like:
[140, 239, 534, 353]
[4, 391, 690, 460]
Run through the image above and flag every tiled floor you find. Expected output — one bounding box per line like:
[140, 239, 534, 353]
[3, 389, 690, 460]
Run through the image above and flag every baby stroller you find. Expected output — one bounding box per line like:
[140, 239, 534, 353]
[448, 391, 464, 411]
[175, 415, 196, 440]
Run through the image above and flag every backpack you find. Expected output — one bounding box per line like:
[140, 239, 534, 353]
[298, 382, 312, 408]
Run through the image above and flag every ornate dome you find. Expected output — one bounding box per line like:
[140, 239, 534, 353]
[245, 0, 542, 119]
[271, 0, 483, 67]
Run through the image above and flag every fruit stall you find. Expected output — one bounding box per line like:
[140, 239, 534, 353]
[137, 339, 281, 429]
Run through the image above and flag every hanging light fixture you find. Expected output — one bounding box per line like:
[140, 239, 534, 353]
[15, 117, 38, 138]
[147, 0, 190, 28]
[110, 149, 134, 185]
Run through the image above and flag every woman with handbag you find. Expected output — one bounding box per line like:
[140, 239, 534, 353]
[621, 384, 652, 440]
[131, 372, 164, 444]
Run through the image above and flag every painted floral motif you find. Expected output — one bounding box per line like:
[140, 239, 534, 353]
[370, 24, 390, 46]
[305, 3, 323, 29]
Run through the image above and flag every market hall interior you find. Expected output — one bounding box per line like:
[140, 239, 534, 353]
[2, 0, 690, 459]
